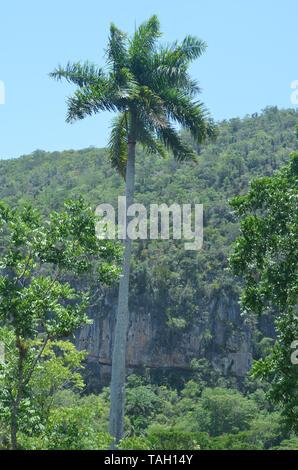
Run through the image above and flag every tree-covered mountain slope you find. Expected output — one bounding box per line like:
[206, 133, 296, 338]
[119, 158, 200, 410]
[0, 106, 297, 388]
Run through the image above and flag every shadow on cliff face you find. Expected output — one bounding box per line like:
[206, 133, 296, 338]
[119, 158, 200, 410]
[74, 292, 275, 394]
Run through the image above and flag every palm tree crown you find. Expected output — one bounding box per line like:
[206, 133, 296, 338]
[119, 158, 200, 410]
[50, 15, 216, 178]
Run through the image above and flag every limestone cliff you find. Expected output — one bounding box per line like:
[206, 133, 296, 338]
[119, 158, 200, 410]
[75, 289, 262, 388]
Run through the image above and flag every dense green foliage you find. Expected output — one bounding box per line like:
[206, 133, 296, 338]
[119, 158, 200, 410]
[0, 107, 296, 335]
[230, 149, 298, 433]
[0, 198, 122, 448]
[2, 365, 295, 450]
[0, 107, 297, 449]
[1, 339, 113, 450]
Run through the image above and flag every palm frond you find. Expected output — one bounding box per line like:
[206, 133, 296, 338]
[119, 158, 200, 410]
[135, 121, 168, 159]
[159, 89, 212, 143]
[176, 36, 207, 61]
[156, 125, 198, 162]
[65, 85, 118, 123]
[129, 15, 161, 71]
[109, 67, 138, 97]
[108, 112, 128, 178]
[50, 61, 104, 88]
[106, 23, 128, 75]
[147, 47, 202, 95]
[131, 85, 167, 129]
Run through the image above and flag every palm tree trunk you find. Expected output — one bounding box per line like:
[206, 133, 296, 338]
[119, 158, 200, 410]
[109, 139, 136, 447]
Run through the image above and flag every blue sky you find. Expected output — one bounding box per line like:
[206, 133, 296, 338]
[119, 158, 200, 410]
[0, 0, 297, 160]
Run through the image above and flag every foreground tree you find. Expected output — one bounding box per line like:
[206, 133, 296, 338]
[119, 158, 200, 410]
[0, 337, 112, 450]
[0, 197, 122, 449]
[50, 15, 216, 444]
[229, 147, 298, 433]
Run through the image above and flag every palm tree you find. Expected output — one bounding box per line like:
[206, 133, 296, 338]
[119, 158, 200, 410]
[50, 14, 216, 445]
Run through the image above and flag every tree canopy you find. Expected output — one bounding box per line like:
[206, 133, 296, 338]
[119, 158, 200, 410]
[0, 197, 122, 448]
[50, 15, 216, 178]
[229, 149, 298, 433]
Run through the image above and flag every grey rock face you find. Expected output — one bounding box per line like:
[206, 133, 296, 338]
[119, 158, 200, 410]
[75, 291, 260, 386]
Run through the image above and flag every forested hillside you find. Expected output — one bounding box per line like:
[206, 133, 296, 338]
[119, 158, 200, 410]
[0, 107, 297, 378]
[0, 106, 297, 450]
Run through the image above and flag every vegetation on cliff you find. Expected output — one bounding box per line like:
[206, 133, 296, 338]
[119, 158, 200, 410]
[0, 107, 297, 449]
